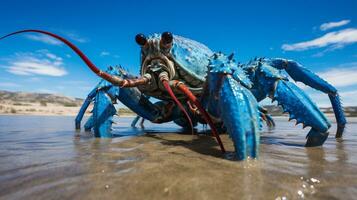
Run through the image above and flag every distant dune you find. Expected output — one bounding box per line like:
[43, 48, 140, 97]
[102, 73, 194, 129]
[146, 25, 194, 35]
[0, 90, 356, 117]
[262, 105, 357, 117]
[0, 90, 137, 116]
[0, 90, 86, 116]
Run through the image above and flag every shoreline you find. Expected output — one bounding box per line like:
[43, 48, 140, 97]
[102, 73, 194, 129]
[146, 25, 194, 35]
[1, 114, 356, 121]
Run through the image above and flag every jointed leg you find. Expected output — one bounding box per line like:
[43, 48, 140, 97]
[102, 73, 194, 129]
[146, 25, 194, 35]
[131, 116, 141, 127]
[258, 106, 275, 128]
[131, 116, 146, 128]
[140, 118, 145, 128]
[75, 88, 97, 129]
[84, 115, 94, 131]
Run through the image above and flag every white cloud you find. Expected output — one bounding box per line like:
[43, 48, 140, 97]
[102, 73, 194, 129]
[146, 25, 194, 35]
[339, 90, 357, 105]
[25, 34, 62, 46]
[45, 52, 62, 61]
[24, 30, 87, 46]
[99, 51, 120, 58]
[317, 63, 357, 87]
[282, 28, 357, 51]
[3, 51, 67, 77]
[100, 51, 110, 56]
[61, 31, 88, 43]
[293, 62, 357, 88]
[309, 89, 357, 107]
[286, 62, 357, 106]
[320, 20, 350, 31]
[311, 44, 346, 57]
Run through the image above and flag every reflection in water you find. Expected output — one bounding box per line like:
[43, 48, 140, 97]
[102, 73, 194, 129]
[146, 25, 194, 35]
[306, 147, 326, 176]
[335, 138, 348, 163]
[0, 116, 356, 199]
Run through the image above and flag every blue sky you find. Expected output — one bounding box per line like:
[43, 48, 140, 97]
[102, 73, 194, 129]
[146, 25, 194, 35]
[0, 0, 356, 106]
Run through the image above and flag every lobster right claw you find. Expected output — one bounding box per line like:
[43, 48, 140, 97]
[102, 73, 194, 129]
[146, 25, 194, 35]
[217, 76, 261, 160]
[207, 53, 261, 160]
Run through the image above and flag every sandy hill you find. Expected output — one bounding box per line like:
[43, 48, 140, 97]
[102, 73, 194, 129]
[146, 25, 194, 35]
[0, 90, 83, 106]
[0, 90, 84, 115]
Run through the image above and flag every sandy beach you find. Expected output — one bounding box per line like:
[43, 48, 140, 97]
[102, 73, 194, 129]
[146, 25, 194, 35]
[0, 100, 90, 116]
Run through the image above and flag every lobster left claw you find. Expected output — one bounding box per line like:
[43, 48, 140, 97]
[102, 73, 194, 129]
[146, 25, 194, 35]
[268, 58, 347, 138]
[206, 53, 261, 160]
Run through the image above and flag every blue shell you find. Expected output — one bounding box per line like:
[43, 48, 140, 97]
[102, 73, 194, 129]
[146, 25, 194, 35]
[171, 35, 213, 81]
[148, 34, 213, 82]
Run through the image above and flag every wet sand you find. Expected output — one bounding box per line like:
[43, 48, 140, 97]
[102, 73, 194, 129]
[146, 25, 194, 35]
[0, 116, 356, 200]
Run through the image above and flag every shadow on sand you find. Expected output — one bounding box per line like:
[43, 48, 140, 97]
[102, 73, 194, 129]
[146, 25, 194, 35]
[144, 133, 228, 159]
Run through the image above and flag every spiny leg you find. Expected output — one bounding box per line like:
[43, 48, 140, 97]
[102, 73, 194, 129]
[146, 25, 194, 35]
[269, 58, 346, 137]
[83, 66, 121, 137]
[93, 84, 196, 137]
[75, 78, 116, 134]
[329, 94, 345, 138]
[75, 88, 97, 130]
[92, 88, 118, 137]
[85, 66, 156, 137]
[131, 96, 150, 128]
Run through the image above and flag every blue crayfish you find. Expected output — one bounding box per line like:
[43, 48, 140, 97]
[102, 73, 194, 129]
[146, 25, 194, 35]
[0, 30, 346, 160]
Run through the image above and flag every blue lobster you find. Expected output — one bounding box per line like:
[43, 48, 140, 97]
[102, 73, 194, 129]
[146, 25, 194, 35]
[0, 30, 346, 160]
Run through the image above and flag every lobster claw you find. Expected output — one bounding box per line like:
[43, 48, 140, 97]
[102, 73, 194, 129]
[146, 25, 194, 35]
[208, 53, 261, 160]
[217, 77, 261, 159]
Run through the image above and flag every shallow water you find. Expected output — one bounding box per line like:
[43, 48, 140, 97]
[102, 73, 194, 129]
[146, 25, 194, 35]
[0, 115, 356, 200]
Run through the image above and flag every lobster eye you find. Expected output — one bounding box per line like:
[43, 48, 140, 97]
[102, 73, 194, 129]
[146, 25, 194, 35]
[161, 32, 173, 45]
[135, 33, 147, 46]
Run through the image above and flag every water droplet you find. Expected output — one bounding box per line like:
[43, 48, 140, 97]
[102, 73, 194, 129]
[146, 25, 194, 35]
[297, 190, 304, 198]
[310, 178, 320, 183]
